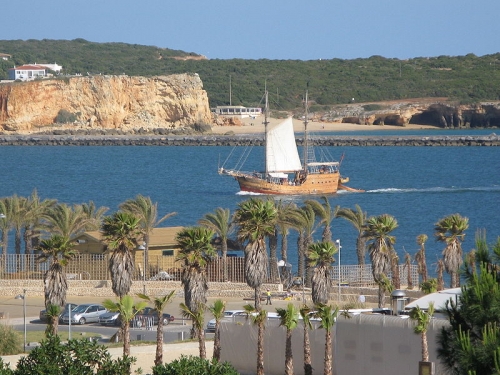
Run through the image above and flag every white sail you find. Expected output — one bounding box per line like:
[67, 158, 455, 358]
[266, 117, 302, 172]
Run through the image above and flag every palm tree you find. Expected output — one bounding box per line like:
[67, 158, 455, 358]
[207, 299, 226, 361]
[101, 211, 143, 298]
[198, 207, 233, 282]
[22, 190, 56, 263]
[275, 200, 297, 268]
[415, 234, 429, 283]
[299, 304, 314, 375]
[409, 302, 435, 362]
[176, 226, 215, 310]
[435, 213, 469, 288]
[404, 252, 413, 289]
[363, 214, 398, 307]
[137, 290, 176, 366]
[120, 194, 176, 280]
[337, 204, 368, 265]
[276, 303, 299, 375]
[102, 295, 148, 356]
[307, 241, 337, 305]
[436, 259, 445, 291]
[179, 302, 207, 359]
[81, 201, 109, 231]
[36, 234, 77, 336]
[43, 304, 61, 337]
[243, 303, 267, 375]
[10, 195, 27, 268]
[288, 204, 317, 287]
[42, 202, 89, 239]
[390, 249, 401, 289]
[305, 196, 338, 243]
[234, 198, 277, 310]
[0, 196, 14, 266]
[315, 303, 339, 375]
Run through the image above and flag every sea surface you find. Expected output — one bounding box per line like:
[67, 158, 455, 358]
[0, 130, 498, 280]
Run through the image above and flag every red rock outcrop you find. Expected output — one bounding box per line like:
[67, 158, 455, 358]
[0, 74, 212, 133]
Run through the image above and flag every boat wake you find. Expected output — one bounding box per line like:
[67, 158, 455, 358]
[366, 186, 500, 194]
[236, 191, 263, 196]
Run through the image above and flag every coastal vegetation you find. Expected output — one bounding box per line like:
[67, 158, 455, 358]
[1, 39, 500, 110]
[0, 192, 499, 374]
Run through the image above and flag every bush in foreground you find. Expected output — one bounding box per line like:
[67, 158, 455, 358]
[13, 335, 135, 375]
[0, 325, 22, 355]
[153, 355, 238, 375]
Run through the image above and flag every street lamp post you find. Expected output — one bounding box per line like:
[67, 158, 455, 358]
[138, 243, 146, 294]
[15, 289, 27, 352]
[335, 239, 342, 302]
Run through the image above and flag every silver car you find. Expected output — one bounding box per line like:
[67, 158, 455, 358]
[206, 310, 246, 333]
[61, 303, 107, 325]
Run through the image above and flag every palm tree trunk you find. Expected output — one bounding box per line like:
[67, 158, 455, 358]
[324, 329, 332, 375]
[269, 230, 279, 282]
[155, 319, 164, 366]
[378, 286, 385, 308]
[356, 235, 366, 265]
[257, 319, 264, 375]
[255, 285, 262, 311]
[198, 327, 206, 359]
[297, 234, 305, 280]
[285, 329, 294, 375]
[222, 240, 228, 282]
[123, 321, 131, 356]
[304, 324, 312, 375]
[421, 332, 429, 362]
[213, 323, 221, 361]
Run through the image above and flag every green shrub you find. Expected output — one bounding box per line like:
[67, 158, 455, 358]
[0, 358, 14, 375]
[55, 109, 78, 124]
[362, 104, 384, 111]
[0, 325, 22, 355]
[152, 355, 238, 375]
[14, 335, 135, 375]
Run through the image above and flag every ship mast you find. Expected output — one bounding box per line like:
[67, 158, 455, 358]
[303, 91, 309, 172]
[264, 87, 269, 175]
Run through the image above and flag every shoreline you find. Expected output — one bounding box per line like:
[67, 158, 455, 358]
[211, 116, 441, 135]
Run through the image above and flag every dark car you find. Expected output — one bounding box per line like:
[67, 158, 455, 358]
[39, 303, 78, 323]
[132, 307, 174, 328]
[98, 311, 121, 326]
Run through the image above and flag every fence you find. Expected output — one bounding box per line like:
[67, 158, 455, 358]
[0, 254, 419, 287]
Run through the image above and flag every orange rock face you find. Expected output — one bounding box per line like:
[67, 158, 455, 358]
[0, 74, 212, 133]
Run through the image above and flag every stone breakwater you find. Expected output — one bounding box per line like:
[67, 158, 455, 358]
[0, 133, 498, 146]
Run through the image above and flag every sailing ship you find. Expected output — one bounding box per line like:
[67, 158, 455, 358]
[218, 91, 362, 195]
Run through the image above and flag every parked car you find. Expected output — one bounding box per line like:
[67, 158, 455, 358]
[149, 271, 175, 281]
[98, 311, 121, 326]
[39, 303, 78, 323]
[60, 303, 107, 325]
[206, 310, 246, 333]
[132, 307, 174, 328]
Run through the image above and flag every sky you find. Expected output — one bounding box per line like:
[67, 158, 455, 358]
[3, 0, 500, 61]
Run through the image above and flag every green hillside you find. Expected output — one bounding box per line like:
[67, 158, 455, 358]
[1, 39, 499, 110]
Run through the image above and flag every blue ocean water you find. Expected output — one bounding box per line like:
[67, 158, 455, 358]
[0, 141, 499, 279]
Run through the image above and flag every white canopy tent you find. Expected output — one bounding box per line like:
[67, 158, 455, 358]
[405, 287, 461, 311]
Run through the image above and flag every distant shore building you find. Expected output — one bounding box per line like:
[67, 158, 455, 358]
[212, 105, 262, 119]
[8, 62, 62, 81]
[8, 65, 47, 81]
[0, 53, 11, 61]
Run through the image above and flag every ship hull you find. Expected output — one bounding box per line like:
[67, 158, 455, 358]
[235, 172, 340, 195]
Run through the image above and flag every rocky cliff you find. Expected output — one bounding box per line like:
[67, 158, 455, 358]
[0, 74, 212, 133]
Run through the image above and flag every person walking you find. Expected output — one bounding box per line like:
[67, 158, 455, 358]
[266, 289, 272, 305]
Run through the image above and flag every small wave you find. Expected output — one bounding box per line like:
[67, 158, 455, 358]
[236, 191, 262, 196]
[366, 186, 500, 194]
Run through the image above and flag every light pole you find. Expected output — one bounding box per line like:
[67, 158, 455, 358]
[138, 243, 146, 294]
[15, 289, 27, 352]
[335, 239, 341, 302]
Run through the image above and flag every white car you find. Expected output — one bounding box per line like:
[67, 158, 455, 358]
[206, 310, 246, 332]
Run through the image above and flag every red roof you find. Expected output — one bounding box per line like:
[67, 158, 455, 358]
[9, 65, 46, 71]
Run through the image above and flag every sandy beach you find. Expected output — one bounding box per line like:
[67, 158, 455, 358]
[211, 116, 438, 135]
